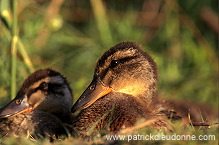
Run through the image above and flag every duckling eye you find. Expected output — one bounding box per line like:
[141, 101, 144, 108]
[110, 60, 119, 68]
[89, 85, 95, 90]
[39, 82, 48, 90]
[15, 99, 21, 105]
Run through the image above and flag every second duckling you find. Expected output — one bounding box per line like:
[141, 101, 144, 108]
[0, 68, 73, 139]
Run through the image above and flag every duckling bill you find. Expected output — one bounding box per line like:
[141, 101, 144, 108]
[71, 78, 113, 113]
[0, 95, 33, 118]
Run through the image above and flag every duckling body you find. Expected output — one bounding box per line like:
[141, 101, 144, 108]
[0, 68, 73, 138]
[72, 42, 167, 137]
[0, 111, 65, 138]
[73, 92, 157, 137]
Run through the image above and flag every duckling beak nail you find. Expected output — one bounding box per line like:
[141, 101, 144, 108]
[0, 95, 33, 118]
[71, 79, 113, 113]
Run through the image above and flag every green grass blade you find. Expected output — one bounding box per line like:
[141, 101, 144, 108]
[90, 0, 113, 46]
[10, 0, 18, 99]
[10, 35, 18, 99]
[0, 0, 12, 28]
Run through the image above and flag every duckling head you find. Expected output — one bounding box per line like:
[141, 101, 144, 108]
[72, 41, 157, 113]
[0, 68, 73, 119]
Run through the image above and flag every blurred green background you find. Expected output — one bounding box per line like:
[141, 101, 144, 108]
[0, 0, 218, 109]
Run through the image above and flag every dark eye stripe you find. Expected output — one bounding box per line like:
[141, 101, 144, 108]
[116, 55, 138, 64]
[98, 55, 138, 81]
[47, 83, 65, 96]
[26, 83, 64, 97]
[97, 42, 140, 68]
[48, 83, 63, 91]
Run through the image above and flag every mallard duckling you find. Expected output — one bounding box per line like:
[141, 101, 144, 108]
[0, 68, 73, 138]
[71, 42, 167, 137]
